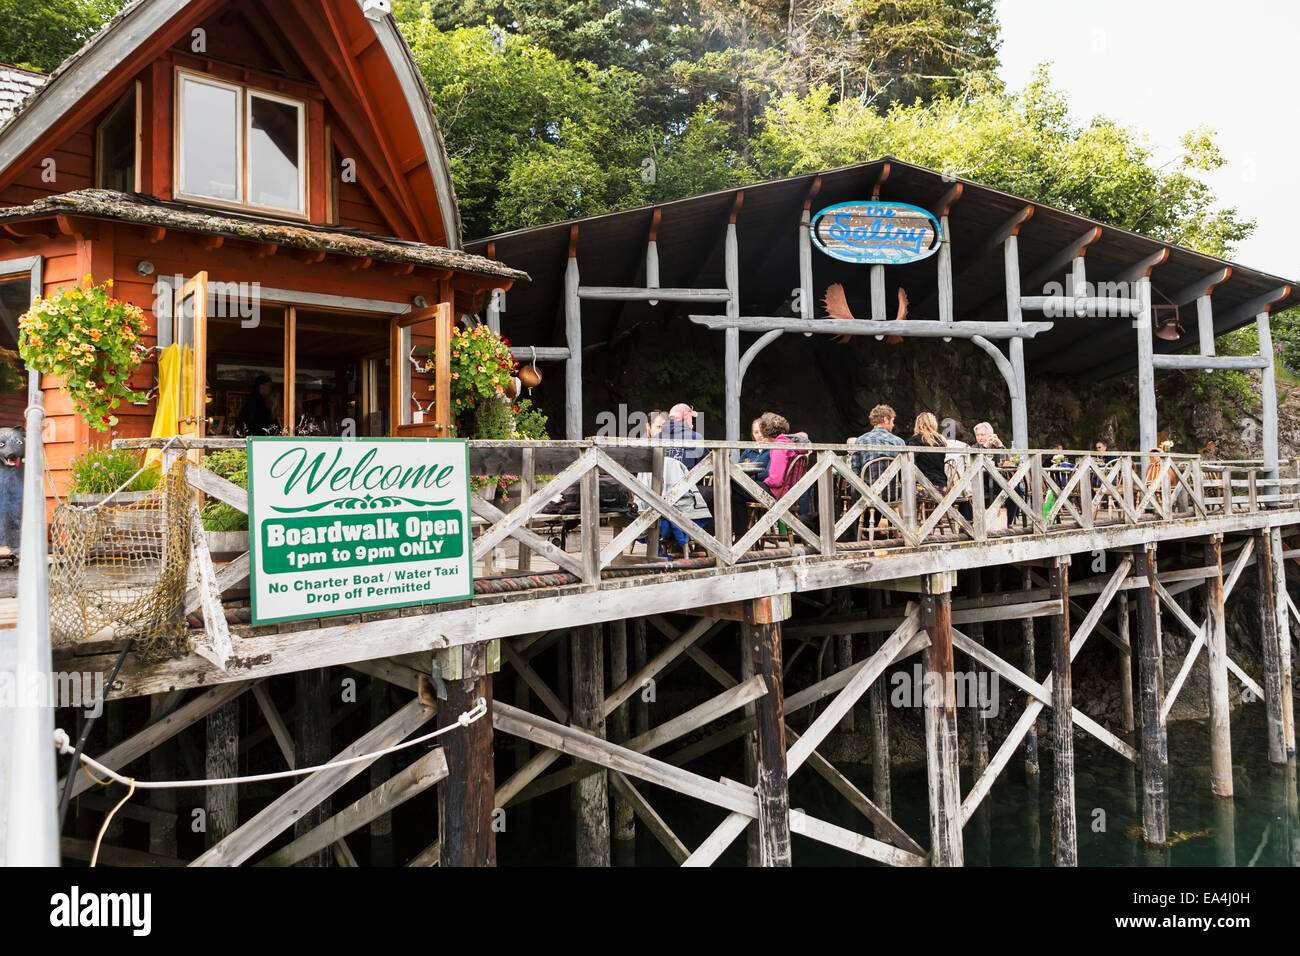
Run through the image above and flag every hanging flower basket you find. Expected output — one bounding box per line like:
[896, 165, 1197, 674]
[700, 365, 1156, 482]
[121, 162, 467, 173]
[18, 276, 146, 431]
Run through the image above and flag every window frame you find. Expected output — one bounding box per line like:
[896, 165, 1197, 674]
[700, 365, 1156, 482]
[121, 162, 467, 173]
[172, 67, 309, 219]
[95, 82, 142, 192]
[245, 87, 307, 216]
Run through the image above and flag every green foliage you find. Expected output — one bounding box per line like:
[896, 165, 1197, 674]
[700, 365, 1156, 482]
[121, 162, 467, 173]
[18, 277, 147, 431]
[69, 446, 159, 496]
[0, 0, 125, 73]
[512, 397, 549, 439]
[752, 67, 1253, 257]
[200, 449, 248, 532]
[473, 392, 515, 438]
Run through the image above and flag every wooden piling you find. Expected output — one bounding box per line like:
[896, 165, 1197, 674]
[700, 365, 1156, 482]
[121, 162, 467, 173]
[205, 696, 240, 849]
[1253, 531, 1289, 764]
[368, 677, 395, 865]
[967, 570, 989, 776]
[1204, 535, 1233, 795]
[437, 643, 496, 867]
[1268, 527, 1295, 756]
[1021, 567, 1039, 779]
[922, 574, 963, 866]
[1134, 546, 1167, 844]
[293, 668, 330, 865]
[866, 588, 891, 816]
[834, 589, 855, 732]
[148, 694, 177, 859]
[571, 625, 610, 866]
[631, 617, 649, 738]
[743, 597, 792, 866]
[1048, 557, 1077, 866]
[608, 619, 636, 866]
[1117, 591, 1135, 740]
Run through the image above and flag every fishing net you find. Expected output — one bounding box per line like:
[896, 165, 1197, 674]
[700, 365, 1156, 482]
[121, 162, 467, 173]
[48, 460, 193, 661]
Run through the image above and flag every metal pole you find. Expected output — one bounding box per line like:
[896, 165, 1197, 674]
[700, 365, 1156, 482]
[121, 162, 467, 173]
[2, 369, 59, 865]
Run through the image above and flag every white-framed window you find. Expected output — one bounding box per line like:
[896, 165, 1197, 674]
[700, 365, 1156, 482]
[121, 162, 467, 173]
[174, 68, 306, 216]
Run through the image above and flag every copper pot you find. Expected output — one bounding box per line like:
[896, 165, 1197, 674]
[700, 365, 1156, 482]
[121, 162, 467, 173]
[519, 348, 542, 390]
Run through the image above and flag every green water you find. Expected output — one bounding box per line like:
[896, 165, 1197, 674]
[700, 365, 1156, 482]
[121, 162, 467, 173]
[794, 704, 1299, 867]
[491, 704, 1298, 866]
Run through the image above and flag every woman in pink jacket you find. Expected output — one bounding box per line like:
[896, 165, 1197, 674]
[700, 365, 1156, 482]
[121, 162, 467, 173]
[759, 412, 796, 491]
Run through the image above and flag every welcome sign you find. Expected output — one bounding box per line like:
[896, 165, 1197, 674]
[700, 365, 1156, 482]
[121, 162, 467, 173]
[247, 438, 473, 624]
[810, 201, 942, 265]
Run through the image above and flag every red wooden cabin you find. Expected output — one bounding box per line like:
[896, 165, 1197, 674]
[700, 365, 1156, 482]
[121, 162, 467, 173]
[0, 0, 524, 511]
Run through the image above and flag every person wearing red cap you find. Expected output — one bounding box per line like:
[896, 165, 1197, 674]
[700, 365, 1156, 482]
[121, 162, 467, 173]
[660, 403, 704, 468]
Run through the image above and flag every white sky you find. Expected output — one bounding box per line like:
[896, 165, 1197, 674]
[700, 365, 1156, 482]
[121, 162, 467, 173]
[995, 0, 1298, 279]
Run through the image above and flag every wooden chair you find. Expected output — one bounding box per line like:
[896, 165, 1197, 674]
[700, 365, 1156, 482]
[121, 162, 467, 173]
[935, 457, 973, 537]
[855, 456, 903, 543]
[745, 450, 811, 548]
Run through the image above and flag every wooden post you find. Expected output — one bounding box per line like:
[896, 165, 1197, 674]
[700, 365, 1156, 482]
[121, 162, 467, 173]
[148, 695, 178, 859]
[1117, 591, 1135, 741]
[1135, 277, 1157, 454]
[1253, 531, 1289, 764]
[1048, 557, 1077, 866]
[1135, 546, 1167, 844]
[922, 573, 963, 866]
[743, 597, 792, 866]
[293, 669, 329, 865]
[725, 219, 741, 441]
[1204, 535, 1233, 795]
[369, 677, 394, 865]
[1021, 567, 1039, 778]
[435, 278, 453, 436]
[437, 643, 496, 867]
[204, 696, 240, 850]
[564, 242, 582, 439]
[967, 571, 988, 776]
[608, 619, 636, 866]
[1004, 236, 1028, 449]
[834, 589, 854, 732]
[1214, 794, 1236, 866]
[631, 618, 649, 738]
[1269, 527, 1295, 756]
[571, 625, 610, 866]
[866, 588, 891, 815]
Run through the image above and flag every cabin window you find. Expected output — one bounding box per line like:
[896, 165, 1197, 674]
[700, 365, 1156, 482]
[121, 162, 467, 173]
[175, 69, 306, 215]
[96, 85, 139, 192]
[248, 92, 305, 213]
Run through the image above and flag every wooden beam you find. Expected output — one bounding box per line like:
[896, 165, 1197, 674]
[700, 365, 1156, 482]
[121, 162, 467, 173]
[61, 681, 255, 800]
[257, 748, 448, 867]
[1113, 247, 1170, 284]
[689, 315, 1054, 339]
[1022, 226, 1103, 291]
[192, 697, 437, 866]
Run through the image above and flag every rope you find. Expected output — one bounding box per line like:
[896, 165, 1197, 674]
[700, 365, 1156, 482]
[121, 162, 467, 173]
[90, 778, 135, 868]
[52, 696, 486, 791]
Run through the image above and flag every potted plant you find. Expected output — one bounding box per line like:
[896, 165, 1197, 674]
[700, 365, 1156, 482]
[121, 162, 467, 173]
[68, 446, 159, 506]
[199, 447, 250, 556]
[18, 276, 146, 431]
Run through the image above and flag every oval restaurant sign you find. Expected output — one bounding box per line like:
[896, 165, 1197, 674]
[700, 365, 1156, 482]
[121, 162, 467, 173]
[247, 437, 473, 624]
[810, 201, 942, 265]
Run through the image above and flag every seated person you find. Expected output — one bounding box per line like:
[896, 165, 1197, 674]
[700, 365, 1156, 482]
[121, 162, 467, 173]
[234, 375, 280, 437]
[974, 420, 1021, 526]
[908, 412, 949, 496]
[850, 403, 905, 478]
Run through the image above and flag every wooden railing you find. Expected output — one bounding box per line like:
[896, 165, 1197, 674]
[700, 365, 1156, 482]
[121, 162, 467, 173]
[116, 438, 1300, 594]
